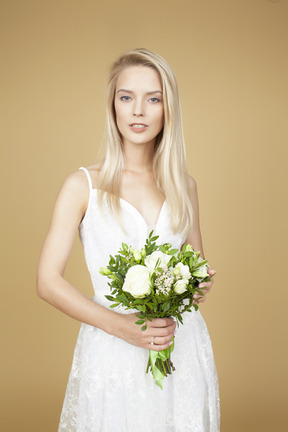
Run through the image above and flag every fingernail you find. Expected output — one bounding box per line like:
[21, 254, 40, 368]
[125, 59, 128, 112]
[193, 294, 198, 299]
[169, 341, 173, 346]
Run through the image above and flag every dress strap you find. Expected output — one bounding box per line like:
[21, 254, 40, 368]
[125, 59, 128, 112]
[79, 167, 93, 190]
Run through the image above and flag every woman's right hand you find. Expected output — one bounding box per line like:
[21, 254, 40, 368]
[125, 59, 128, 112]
[115, 313, 176, 351]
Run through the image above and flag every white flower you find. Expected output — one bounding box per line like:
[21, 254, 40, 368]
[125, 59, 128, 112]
[122, 265, 152, 298]
[174, 262, 191, 280]
[192, 258, 209, 278]
[145, 251, 172, 269]
[174, 279, 189, 294]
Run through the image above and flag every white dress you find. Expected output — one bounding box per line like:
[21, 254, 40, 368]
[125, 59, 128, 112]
[58, 167, 220, 432]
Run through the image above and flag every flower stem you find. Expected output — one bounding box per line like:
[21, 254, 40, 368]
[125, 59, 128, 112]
[166, 359, 172, 375]
[146, 357, 150, 374]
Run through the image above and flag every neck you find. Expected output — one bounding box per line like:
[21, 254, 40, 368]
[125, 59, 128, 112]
[122, 140, 155, 173]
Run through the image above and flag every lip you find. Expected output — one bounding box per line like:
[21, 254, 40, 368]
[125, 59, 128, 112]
[129, 123, 149, 133]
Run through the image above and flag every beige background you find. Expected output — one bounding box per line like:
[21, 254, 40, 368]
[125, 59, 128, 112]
[1, 0, 288, 431]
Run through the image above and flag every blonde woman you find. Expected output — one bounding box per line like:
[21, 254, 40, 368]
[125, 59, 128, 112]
[37, 48, 220, 431]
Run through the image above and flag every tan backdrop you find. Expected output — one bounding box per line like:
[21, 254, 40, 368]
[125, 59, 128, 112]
[1, 0, 287, 431]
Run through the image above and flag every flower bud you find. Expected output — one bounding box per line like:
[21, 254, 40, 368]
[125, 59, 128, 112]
[99, 267, 111, 275]
[133, 249, 142, 261]
[173, 267, 181, 276]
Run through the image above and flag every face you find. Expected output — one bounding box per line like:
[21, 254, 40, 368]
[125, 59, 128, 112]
[114, 66, 164, 149]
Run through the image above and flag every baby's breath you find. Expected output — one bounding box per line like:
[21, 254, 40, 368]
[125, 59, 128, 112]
[155, 266, 175, 296]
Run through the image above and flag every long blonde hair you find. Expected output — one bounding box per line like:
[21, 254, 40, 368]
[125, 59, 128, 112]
[97, 48, 193, 233]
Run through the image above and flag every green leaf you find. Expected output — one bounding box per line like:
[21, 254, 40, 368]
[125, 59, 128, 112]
[137, 304, 146, 313]
[115, 272, 124, 282]
[162, 302, 171, 313]
[150, 235, 159, 242]
[135, 320, 145, 325]
[117, 293, 128, 301]
[192, 260, 208, 270]
[105, 295, 116, 301]
[141, 325, 147, 331]
[168, 249, 178, 255]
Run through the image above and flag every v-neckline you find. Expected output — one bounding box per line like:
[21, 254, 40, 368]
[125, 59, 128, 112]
[119, 196, 166, 229]
[90, 188, 166, 230]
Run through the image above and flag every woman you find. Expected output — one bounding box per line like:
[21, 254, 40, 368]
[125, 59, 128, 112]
[37, 48, 220, 431]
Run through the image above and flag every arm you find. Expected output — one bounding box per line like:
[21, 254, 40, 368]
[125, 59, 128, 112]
[36, 170, 175, 351]
[184, 176, 216, 303]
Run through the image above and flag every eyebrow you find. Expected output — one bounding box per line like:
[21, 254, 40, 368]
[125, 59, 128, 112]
[117, 89, 163, 95]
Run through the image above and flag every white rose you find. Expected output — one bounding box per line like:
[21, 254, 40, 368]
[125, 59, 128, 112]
[174, 279, 189, 294]
[174, 262, 191, 280]
[122, 265, 152, 298]
[145, 251, 172, 269]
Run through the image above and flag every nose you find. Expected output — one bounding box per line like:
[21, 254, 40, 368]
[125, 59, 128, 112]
[133, 98, 144, 117]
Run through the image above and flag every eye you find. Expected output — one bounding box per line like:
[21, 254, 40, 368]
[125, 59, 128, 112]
[120, 96, 131, 101]
[149, 97, 161, 103]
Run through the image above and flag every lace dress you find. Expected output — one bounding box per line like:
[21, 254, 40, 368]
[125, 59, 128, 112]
[58, 167, 220, 432]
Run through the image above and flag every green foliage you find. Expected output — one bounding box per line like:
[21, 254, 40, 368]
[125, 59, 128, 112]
[101, 231, 210, 331]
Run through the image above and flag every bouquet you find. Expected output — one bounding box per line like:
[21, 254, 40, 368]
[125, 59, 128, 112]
[100, 231, 211, 389]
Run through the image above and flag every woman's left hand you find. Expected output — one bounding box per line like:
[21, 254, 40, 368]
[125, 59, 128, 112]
[193, 267, 216, 304]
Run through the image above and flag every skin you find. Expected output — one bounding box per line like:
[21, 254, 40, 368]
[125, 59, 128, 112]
[36, 65, 215, 352]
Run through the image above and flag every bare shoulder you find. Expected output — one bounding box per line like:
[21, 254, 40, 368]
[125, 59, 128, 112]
[55, 169, 92, 218]
[61, 161, 102, 192]
[85, 161, 103, 187]
[61, 169, 90, 195]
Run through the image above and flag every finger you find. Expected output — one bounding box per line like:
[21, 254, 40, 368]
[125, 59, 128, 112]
[196, 288, 209, 296]
[150, 317, 175, 328]
[208, 267, 216, 276]
[149, 340, 174, 352]
[199, 281, 213, 291]
[152, 334, 174, 346]
[194, 293, 206, 303]
[148, 325, 176, 339]
[199, 278, 214, 287]
[199, 287, 211, 294]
